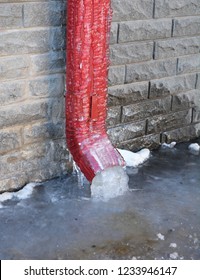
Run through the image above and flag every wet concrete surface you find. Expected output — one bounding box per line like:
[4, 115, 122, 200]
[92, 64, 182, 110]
[0, 140, 200, 260]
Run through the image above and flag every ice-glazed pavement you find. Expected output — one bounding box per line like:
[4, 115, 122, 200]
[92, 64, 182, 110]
[0, 140, 200, 260]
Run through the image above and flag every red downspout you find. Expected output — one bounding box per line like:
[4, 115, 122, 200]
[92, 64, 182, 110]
[66, 0, 125, 182]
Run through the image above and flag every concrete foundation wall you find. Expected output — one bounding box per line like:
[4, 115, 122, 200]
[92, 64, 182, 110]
[0, 0, 200, 192]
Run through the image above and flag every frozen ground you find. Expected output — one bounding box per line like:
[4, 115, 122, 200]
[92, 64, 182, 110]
[0, 140, 200, 260]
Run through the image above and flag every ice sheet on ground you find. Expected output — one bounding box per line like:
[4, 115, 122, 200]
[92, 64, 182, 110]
[117, 148, 150, 167]
[188, 143, 200, 155]
[91, 166, 129, 202]
[161, 142, 176, 149]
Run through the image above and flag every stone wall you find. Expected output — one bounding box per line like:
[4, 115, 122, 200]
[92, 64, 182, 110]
[0, 0, 68, 192]
[0, 0, 200, 192]
[107, 0, 200, 150]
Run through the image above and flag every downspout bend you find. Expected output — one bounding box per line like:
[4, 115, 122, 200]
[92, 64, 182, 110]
[66, 0, 125, 182]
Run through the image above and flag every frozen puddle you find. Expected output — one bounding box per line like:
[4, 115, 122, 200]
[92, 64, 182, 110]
[91, 166, 129, 202]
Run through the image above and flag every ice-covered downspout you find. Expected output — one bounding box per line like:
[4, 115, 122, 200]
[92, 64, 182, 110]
[66, 0, 125, 182]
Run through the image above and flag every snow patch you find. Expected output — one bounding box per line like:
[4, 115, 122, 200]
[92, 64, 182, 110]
[0, 182, 38, 205]
[0, 192, 14, 202]
[15, 183, 37, 199]
[157, 233, 165, 240]
[170, 252, 179, 259]
[131, 256, 137, 260]
[91, 166, 129, 202]
[169, 243, 177, 248]
[117, 148, 150, 167]
[194, 237, 198, 244]
[188, 143, 200, 155]
[161, 142, 176, 149]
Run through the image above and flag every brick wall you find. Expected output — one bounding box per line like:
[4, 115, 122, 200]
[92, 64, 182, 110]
[0, 0, 200, 192]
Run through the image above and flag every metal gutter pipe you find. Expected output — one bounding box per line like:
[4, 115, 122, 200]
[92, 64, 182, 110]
[66, 0, 125, 182]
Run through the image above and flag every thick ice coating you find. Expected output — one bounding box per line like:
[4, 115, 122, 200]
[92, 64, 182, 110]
[91, 166, 129, 201]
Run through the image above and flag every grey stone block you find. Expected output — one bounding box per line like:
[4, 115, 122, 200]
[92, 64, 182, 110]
[118, 134, 161, 151]
[0, 3, 23, 29]
[150, 74, 196, 98]
[23, 121, 65, 145]
[21, 140, 67, 181]
[108, 121, 146, 144]
[0, 55, 29, 81]
[119, 19, 172, 43]
[173, 16, 200, 37]
[122, 96, 171, 123]
[30, 153, 67, 178]
[155, 0, 200, 18]
[20, 141, 54, 167]
[110, 42, 153, 65]
[126, 59, 177, 83]
[107, 106, 121, 127]
[148, 110, 192, 134]
[29, 74, 65, 98]
[24, 1, 65, 27]
[172, 90, 198, 111]
[162, 123, 200, 143]
[108, 81, 149, 106]
[30, 51, 65, 76]
[108, 65, 125, 86]
[0, 176, 27, 193]
[0, 27, 65, 56]
[177, 54, 200, 75]
[110, 22, 118, 44]
[0, 128, 22, 155]
[0, 101, 49, 129]
[51, 139, 68, 162]
[48, 98, 65, 120]
[6, 140, 67, 182]
[112, 0, 154, 21]
[51, 26, 66, 51]
[155, 36, 200, 60]
[27, 163, 67, 183]
[0, 151, 21, 176]
[0, 80, 26, 106]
